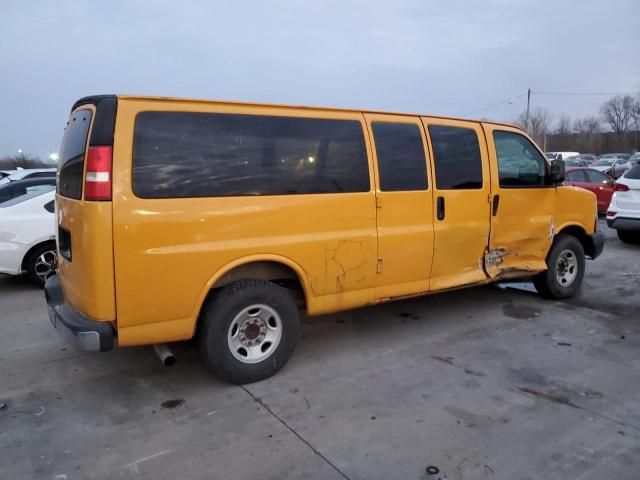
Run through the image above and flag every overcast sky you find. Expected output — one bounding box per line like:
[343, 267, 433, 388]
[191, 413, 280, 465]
[1, 0, 638, 159]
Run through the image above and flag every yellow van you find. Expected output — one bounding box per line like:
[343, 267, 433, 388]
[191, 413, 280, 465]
[45, 95, 604, 383]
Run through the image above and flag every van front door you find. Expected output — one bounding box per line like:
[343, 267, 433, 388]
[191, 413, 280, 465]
[423, 119, 492, 291]
[483, 124, 555, 277]
[364, 114, 434, 299]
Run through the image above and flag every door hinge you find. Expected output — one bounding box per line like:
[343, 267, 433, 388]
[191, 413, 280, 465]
[376, 197, 382, 209]
[377, 259, 384, 273]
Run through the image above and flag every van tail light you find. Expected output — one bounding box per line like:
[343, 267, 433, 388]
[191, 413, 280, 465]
[84, 146, 112, 201]
[614, 183, 629, 192]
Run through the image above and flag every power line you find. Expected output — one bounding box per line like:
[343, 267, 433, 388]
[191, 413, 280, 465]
[464, 92, 527, 116]
[464, 90, 640, 117]
[534, 91, 640, 96]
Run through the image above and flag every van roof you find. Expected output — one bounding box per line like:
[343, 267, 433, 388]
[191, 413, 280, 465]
[110, 94, 520, 130]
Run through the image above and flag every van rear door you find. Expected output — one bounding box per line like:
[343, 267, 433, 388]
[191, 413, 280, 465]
[56, 96, 117, 321]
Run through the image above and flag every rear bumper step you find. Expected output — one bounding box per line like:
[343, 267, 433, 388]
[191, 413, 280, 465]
[44, 275, 115, 352]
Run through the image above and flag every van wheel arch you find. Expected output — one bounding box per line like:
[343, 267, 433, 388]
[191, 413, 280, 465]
[195, 260, 308, 335]
[554, 225, 598, 259]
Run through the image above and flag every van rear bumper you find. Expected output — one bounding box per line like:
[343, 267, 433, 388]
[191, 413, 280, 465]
[44, 275, 115, 352]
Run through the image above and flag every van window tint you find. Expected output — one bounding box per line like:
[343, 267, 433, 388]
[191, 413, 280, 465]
[59, 109, 93, 199]
[429, 125, 483, 189]
[493, 131, 547, 187]
[372, 122, 427, 191]
[133, 112, 370, 198]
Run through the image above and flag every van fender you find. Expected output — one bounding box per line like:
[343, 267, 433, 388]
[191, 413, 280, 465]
[190, 254, 312, 335]
[553, 222, 601, 259]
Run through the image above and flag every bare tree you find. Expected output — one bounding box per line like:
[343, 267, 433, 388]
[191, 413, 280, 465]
[600, 95, 634, 134]
[516, 107, 552, 146]
[0, 152, 47, 170]
[555, 115, 572, 136]
[573, 116, 602, 153]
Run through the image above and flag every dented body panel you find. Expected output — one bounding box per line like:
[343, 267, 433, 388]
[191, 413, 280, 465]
[484, 123, 559, 278]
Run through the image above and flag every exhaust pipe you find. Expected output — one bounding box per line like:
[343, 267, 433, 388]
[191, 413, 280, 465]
[153, 344, 176, 367]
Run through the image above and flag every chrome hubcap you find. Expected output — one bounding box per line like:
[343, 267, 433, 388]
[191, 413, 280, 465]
[34, 250, 57, 283]
[227, 304, 282, 364]
[555, 249, 578, 287]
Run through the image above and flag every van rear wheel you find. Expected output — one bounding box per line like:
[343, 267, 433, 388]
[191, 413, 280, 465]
[533, 234, 585, 300]
[198, 280, 300, 384]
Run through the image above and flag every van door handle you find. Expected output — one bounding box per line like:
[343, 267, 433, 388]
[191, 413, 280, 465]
[437, 196, 445, 220]
[492, 194, 500, 216]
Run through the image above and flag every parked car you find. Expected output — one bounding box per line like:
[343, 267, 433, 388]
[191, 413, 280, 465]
[564, 157, 592, 167]
[630, 152, 640, 164]
[45, 94, 603, 384]
[607, 164, 640, 244]
[598, 153, 630, 161]
[590, 157, 631, 178]
[0, 187, 57, 285]
[0, 177, 57, 203]
[0, 168, 56, 185]
[564, 167, 615, 213]
[575, 154, 597, 164]
[0, 170, 18, 179]
[545, 151, 580, 161]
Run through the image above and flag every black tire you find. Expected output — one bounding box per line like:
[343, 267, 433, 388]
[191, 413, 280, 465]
[24, 243, 57, 287]
[533, 235, 585, 300]
[617, 229, 640, 244]
[198, 279, 300, 384]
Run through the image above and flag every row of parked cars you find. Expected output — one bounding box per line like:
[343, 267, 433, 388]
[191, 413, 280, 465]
[551, 152, 640, 243]
[1, 154, 640, 289]
[545, 151, 640, 179]
[0, 169, 57, 285]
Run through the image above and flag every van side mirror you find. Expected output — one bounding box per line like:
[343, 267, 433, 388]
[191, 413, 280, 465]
[549, 160, 565, 184]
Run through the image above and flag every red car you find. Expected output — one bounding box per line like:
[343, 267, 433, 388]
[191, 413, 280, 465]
[564, 167, 615, 213]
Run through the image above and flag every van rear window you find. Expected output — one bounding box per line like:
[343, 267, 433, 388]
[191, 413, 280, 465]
[59, 109, 93, 199]
[132, 112, 370, 198]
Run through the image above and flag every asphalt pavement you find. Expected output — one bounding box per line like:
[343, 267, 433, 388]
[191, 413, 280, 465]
[1, 219, 639, 480]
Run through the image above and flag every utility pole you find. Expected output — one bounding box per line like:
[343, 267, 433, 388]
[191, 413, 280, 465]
[525, 88, 531, 133]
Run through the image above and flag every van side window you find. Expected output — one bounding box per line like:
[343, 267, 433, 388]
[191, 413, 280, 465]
[493, 131, 548, 187]
[132, 112, 370, 198]
[372, 122, 428, 191]
[428, 125, 483, 190]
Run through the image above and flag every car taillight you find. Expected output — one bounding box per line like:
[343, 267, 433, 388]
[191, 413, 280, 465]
[614, 183, 629, 192]
[606, 211, 615, 216]
[84, 146, 112, 201]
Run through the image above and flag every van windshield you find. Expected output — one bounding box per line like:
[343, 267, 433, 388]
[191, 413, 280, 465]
[58, 109, 93, 199]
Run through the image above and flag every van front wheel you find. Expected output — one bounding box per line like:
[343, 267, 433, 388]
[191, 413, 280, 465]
[198, 280, 300, 384]
[533, 235, 585, 300]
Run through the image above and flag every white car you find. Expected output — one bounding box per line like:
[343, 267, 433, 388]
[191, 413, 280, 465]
[0, 168, 56, 185]
[545, 151, 580, 161]
[590, 158, 631, 179]
[607, 164, 640, 244]
[0, 187, 57, 285]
